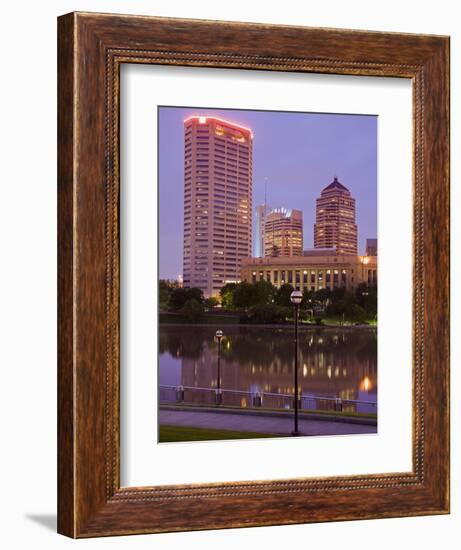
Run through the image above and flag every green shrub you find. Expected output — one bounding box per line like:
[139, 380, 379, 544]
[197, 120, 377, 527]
[248, 304, 289, 324]
[180, 298, 204, 322]
[346, 303, 368, 322]
[169, 287, 204, 309]
[204, 297, 219, 309]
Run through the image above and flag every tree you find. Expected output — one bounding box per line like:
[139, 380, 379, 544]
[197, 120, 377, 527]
[186, 287, 204, 304]
[253, 280, 276, 305]
[327, 299, 349, 316]
[169, 287, 204, 310]
[355, 283, 377, 316]
[233, 282, 257, 308]
[355, 283, 369, 307]
[204, 296, 219, 309]
[169, 288, 188, 309]
[363, 285, 377, 316]
[180, 298, 204, 322]
[301, 288, 316, 309]
[219, 283, 237, 309]
[274, 283, 294, 307]
[346, 303, 368, 323]
[315, 288, 331, 307]
[326, 288, 354, 316]
[159, 280, 173, 309]
[330, 286, 347, 302]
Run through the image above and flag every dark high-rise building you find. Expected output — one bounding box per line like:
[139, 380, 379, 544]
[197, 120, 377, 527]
[314, 177, 358, 255]
[366, 238, 378, 256]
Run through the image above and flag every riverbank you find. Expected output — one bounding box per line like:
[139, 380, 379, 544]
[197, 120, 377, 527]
[159, 407, 377, 442]
[159, 321, 377, 330]
[159, 311, 377, 328]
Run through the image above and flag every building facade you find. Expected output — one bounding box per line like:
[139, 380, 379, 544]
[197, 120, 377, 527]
[183, 116, 253, 297]
[241, 252, 377, 292]
[366, 238, 378, 256]
[314, 177, 358, 254]
[254, 203, 271, 258]
[264, 208, 303, 257]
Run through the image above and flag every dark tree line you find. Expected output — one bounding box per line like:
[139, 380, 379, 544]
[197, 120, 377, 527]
[159, 282, 205, 322]
[219, 281, 377, 324]
[159, 279, 377, 325]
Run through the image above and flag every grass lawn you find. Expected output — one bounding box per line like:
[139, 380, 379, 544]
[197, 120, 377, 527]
[159, 424, 277, 442]
[306, 317, 377, 327]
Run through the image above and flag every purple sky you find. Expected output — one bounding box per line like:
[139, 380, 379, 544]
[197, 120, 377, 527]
[158, 106, 377, 280]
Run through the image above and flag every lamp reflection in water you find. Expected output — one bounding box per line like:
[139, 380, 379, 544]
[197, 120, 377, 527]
[215, 329, 224, 405]
[290, 290, 303, 436]
[360, 375, 372, 392]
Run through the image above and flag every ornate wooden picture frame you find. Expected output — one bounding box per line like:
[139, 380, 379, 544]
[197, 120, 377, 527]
[57, 12, 450, 537]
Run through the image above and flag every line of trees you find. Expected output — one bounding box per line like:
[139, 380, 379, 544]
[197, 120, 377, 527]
[219, 281, 377, 324]
[160, 279, 377, 325]
[160, 281, 218, 322]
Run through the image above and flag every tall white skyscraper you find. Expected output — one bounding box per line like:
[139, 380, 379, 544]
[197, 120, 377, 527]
[254, 204, 271, 257]
[183, 116, 253, 297]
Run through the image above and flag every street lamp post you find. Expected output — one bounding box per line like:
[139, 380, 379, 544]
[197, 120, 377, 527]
[290, 290, 303, 436]
[215, 329, 223, 405]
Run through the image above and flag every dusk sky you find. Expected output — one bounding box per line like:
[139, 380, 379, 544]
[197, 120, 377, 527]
[158, 106, 377, 280]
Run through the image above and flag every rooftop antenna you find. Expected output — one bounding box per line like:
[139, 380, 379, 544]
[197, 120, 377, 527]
[264, 177, 269, 257]
[264, 176, 268, 212]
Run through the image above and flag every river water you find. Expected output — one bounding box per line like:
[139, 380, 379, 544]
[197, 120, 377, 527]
[159, 325, 377, 414]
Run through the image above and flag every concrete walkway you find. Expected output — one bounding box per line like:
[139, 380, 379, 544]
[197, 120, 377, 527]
[159, 409, 377, 437]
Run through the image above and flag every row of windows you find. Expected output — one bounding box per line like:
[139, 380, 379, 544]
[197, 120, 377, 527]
[249, 270, 352, 289]
[214, 166, 250, 176]
[213, 174, 251, 182]
[214, 142, 249, 151]
[215, 138, 249, 149]
[212, 248, 249, 255]
[214, 248, 250, 255]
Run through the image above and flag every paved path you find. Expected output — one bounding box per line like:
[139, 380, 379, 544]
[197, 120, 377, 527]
[160, 409, 376, 437]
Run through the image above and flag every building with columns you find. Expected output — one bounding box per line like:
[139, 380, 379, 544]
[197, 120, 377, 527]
[240, 251, 377, 292]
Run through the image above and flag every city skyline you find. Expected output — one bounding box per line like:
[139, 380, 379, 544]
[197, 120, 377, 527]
[159, 106, 377, 280]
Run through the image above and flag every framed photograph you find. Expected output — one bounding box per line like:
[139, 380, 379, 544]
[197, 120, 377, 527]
[157, 105, 379, 445]
[58, 12, 450, 537]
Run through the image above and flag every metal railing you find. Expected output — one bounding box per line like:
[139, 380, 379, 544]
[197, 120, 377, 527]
[159, 385, 377, 414]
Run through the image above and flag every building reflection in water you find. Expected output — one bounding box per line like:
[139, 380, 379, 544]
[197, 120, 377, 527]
[159, 325, 377, 413]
